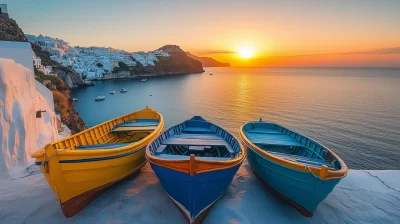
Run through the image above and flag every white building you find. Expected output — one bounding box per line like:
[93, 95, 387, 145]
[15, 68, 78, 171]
[131, 50, 169, 66]
[25, 34, 171, 80]
[0, 4, 8, 18]
[32, 51, 41, 69]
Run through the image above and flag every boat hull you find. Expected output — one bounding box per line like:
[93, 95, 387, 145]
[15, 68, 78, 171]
[60, 160, 146, 217]
[150, 162, 241, 223]
[36, 146, 148, 217]
[246, 145, 341, 216]
[31, 107, 164, 217]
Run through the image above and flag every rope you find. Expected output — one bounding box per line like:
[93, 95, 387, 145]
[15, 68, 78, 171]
[305, 165, 324, 180]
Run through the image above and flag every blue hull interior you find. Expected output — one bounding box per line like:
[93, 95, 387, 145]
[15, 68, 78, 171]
[150, 163, 240, 220]
[147, 116, 244, 221]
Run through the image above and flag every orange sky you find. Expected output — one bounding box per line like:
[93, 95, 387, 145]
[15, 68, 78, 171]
[6, 0, 400, 67]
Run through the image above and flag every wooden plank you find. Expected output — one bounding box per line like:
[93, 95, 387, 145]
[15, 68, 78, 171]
[112, 126, 158, 132]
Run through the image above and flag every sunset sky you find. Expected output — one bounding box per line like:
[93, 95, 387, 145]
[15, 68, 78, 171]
[4, 0, 400, 67]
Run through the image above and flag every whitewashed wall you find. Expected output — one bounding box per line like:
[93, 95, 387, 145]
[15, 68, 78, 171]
[0, 58, 58, 179]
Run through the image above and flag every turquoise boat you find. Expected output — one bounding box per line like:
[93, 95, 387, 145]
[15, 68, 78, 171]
[240, 120, 347, 217]
[146, 116, 245, 223]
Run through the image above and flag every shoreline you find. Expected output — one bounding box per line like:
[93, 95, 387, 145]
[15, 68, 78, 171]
[85, 71, 205, 82]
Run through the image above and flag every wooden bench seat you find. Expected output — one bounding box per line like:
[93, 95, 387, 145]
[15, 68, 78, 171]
[161, 136, 233, 153]
[247, 128, 284, 135]
[75, 143, 130, 150]
[245, 132, 302, 147]
[268, 151, 332, 168]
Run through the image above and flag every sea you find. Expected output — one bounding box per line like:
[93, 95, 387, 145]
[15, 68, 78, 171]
[71, 67, 400, 170]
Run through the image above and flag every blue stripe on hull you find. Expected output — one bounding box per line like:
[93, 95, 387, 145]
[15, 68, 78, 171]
[246, 145, 341, 214]
[150, 163, 240, 221]
[34, 146, 145, 165]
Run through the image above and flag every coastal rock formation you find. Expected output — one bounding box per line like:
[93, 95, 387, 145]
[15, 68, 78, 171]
[0, 59, 57, 179]
[31, 44, 86, 88]
[63, 97, 86, 134]
[37, 71, 85, 134]
[0, 14, 27, 42]
[64, 74, 74, 88]
[152, 45, 204, 75]
[186, 52, 230, 67]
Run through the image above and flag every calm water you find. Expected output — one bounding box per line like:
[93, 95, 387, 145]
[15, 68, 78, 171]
[71, 67, 400, 170]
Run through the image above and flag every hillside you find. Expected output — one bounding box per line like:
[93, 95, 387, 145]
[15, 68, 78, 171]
[31, 46, 86, 134]
[186, 52, 230, 67]
[35, 70, 86, 134]
[31, 44, 88, 88]
[0, 14, 27, 42]
[151, 45, 204, 74]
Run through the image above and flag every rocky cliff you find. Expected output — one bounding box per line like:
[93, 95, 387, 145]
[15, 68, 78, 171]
[35, 70, 86, 134]
[31, 44, 86, 88]
[0, 14, 27, 42]
[186, 52, 230, 67]
[151, 45, 204, 75]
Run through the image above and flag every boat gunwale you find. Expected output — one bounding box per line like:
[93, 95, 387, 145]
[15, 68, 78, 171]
[239, 122, 348, 180]
[146, 119, 245, 174]
[31, 107, 164, 158]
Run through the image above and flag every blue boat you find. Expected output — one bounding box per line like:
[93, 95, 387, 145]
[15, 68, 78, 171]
[146, 116, 245, 223]
[240, 120, 347, 217]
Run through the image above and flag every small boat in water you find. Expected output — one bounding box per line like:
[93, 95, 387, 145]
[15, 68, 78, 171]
[31, 107, 164, 217]
[120, 88, 128, 93]
[140, 78, 147, 82]
[73, 97, 78, 101]
[210, 73, 213, 76]
[95, 96, 105, 101]
[109, 91, 116, 94]
[240, 120, 347, 217]
[146, 116, 245, 223]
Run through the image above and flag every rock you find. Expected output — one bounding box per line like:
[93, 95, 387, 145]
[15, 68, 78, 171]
[31, 44, 86, 88]
[153, 45, 204, 75]
[64, 74, 74, 88]
[63, 99, 86, 134]
[186, 52, 230, 67]
[0, 14, 28, 42]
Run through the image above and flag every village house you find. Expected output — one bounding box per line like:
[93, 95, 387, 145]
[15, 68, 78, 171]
[0, 4, 9, 18]
[25, 34, 170, 80]
[32, 52, 42, 69]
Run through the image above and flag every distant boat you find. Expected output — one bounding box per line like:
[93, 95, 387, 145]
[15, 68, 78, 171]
[240, 120, 348, 217]
[210, 73, 213, 75]
[109, 91, 116, 94]
[73, 98, 79, 101]
[146, 116, 245, 223]
[141, 78, 148, 82]
[95, 96, 105, 101]
[120, 88, 128, 93]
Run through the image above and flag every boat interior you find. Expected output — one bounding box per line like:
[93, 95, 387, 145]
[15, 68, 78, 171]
[243, 122, 342, 170]
[148, 117, 242, 161]
[53, 119, 160, 151]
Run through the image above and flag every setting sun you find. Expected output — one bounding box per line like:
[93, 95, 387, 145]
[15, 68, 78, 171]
[238, 47, 254, 59]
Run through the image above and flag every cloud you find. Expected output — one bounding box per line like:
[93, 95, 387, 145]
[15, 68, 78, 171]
[345, 47, 400, 55]
[267, 47, 400, 58]
[203, 50, 235, 54]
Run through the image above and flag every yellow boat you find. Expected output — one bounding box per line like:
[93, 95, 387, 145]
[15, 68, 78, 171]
[31, 107, 164, 217]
